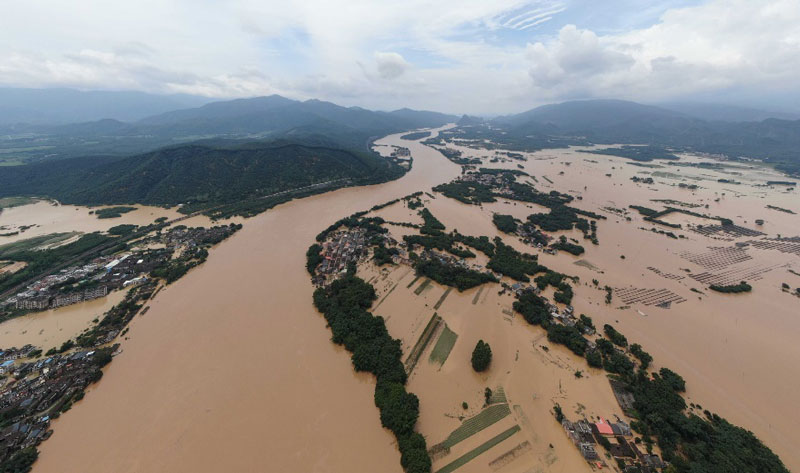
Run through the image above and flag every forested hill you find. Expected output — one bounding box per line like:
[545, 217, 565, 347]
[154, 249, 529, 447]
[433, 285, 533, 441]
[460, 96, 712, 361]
[0, 140, 405, 216]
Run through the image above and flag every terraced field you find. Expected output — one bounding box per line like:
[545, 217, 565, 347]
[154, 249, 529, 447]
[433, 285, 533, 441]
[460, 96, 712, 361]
[438, 403, 512, 450]
[434, 425, 521, 473]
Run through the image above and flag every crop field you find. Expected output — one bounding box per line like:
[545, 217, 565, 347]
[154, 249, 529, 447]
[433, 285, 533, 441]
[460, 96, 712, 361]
[434, 425, 521, 473]
[429, 325, 458, 366]
[405, 313, 443, 374]
[414, 278, 433, 295]
[439, 403, 512, 450]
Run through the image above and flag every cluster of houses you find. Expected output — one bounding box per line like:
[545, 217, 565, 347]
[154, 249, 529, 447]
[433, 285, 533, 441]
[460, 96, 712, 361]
[0, 347, 112, 464]
[561, 416, 666, 471]
[7, 250, 167, 313]
[312, 229, 367, 286]
[162, 225, 238, 250]
[3, 225, 233, 314]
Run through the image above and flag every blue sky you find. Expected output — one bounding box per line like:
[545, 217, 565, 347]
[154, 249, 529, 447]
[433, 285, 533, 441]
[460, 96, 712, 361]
[0, 0, 797, 114]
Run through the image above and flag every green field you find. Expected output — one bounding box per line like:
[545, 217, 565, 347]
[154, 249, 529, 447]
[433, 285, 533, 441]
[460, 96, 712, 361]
[406, 275, 421, 288]
[0, 196, 37, 209]
[488, 387, 507, 405]
[405, 313, 442, 374]
[414, 278, 432, 295]
[435, 425, 521, 473]
[429, 325, 458, 366]
[471, 286, 484, 304]
[440, 403, 512, 449]
[434, 287, 452, 310]
[0, 232, 79, 258]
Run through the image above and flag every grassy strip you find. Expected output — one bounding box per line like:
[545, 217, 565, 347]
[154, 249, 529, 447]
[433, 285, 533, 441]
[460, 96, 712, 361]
[471, 286, 484, 305]
[0, 232, 77, 257]
[414, 278, 433, 295]
[433, 288, 453, 310]
[441, 404, 512, 449]
[429, 325, 458, 366]
[435, 425, 520, 473]
[405, 314, 442, 374]
[406, 275, 421, 289]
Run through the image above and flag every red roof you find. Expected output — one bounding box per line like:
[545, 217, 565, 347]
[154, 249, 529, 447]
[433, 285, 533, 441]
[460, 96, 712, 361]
[595, 418, 614, 436]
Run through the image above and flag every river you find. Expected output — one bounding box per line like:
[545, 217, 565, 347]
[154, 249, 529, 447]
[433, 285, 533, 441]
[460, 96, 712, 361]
[32, 127, 461, 473]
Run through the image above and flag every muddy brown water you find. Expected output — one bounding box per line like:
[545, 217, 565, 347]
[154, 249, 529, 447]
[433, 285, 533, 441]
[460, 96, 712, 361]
[31, 128, 462, 473]
[25, 132, 800, 472]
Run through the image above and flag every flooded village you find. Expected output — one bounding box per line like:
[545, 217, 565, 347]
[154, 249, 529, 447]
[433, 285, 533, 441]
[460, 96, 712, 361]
[1, 128, 796, 473]
[0, 219, 241, 467]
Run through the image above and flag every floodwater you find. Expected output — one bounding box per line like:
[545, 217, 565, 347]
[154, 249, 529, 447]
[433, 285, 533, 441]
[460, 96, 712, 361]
[1, 289, 129, 350]
[360, 259, 624, 473]
[385, 145, 800, 471]
[0, 201, 190, 245]
[32, 128, 463, 473]
[27, 131, 800, 472]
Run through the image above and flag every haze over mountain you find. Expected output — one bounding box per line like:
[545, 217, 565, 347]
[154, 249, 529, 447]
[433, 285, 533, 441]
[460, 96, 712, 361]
[0, 93, 457, 162]
[655, 102, 800, 123]
[480, 99, 800, 177]
[0, 88, 212, 125]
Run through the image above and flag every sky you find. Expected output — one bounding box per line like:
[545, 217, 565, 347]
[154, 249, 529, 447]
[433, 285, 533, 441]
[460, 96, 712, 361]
[0, 0, 798, 115]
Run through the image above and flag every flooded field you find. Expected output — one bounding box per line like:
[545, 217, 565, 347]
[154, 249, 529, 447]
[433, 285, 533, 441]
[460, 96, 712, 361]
[21, 129, 800, 472]
[0, 201, 204, 245]
[31, 128, 462, 473]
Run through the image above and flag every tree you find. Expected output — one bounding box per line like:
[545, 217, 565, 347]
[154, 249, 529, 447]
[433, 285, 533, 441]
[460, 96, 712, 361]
[485, 387, 493, 405]
[471, 340, 492, 372]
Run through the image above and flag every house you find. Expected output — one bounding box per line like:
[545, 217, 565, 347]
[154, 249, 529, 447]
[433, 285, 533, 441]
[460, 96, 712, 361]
[579, 442, 598, 459]
[594, 418, 615, 436]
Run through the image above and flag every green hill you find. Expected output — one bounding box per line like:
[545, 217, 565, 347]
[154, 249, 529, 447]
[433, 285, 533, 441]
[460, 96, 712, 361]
[0, 140, 405, 217]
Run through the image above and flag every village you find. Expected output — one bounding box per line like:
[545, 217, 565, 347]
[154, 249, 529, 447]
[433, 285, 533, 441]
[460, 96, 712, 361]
[306, 192, 673, 473]
[0, 345, 115, 465]
[0, 223, 242, 467]
[1, 224, 239, 315]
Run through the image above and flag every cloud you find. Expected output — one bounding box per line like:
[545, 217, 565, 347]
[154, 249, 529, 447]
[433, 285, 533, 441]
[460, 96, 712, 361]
[0, 0, 797, 113]
[374, 52, 410, 80]
[526, 25, 634, 91]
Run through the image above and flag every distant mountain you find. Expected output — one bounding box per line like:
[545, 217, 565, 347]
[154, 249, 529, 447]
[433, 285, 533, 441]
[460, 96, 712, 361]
[136, 96, 456, 137]
[495, 99, 689, 132]
[0, 140, 404, 215]
[490, 99, 800, 176]
[387, 108, 457, 128]
[657, 102, 800, 122]
[457, 115, 484, 126]
[0, 88, 212, 125]
[0, 95, 457, 162]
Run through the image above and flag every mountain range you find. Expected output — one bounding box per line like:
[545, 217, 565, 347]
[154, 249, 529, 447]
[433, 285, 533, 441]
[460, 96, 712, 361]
[0, 93, 457, 162]
[487, 99, 800, 176]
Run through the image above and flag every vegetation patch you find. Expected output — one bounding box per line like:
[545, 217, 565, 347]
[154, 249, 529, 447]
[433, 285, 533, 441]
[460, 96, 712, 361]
[434, 425, 521, 473]
[709, 281, 752, 293]
[405, 313, 442, 374]
[94, 206, 137, 219]
[413, 258, 497, 292]
[429, 325, 458, 367]
[313, 273, 431, 473]
[439, 404, 512, 449]
[487, 238, 546, 282]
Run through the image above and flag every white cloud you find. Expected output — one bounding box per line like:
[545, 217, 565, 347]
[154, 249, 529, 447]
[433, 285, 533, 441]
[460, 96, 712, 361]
[521, 0, 800, 106]
[374, 52, 410, 80]
[0, 0, 797, 114]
